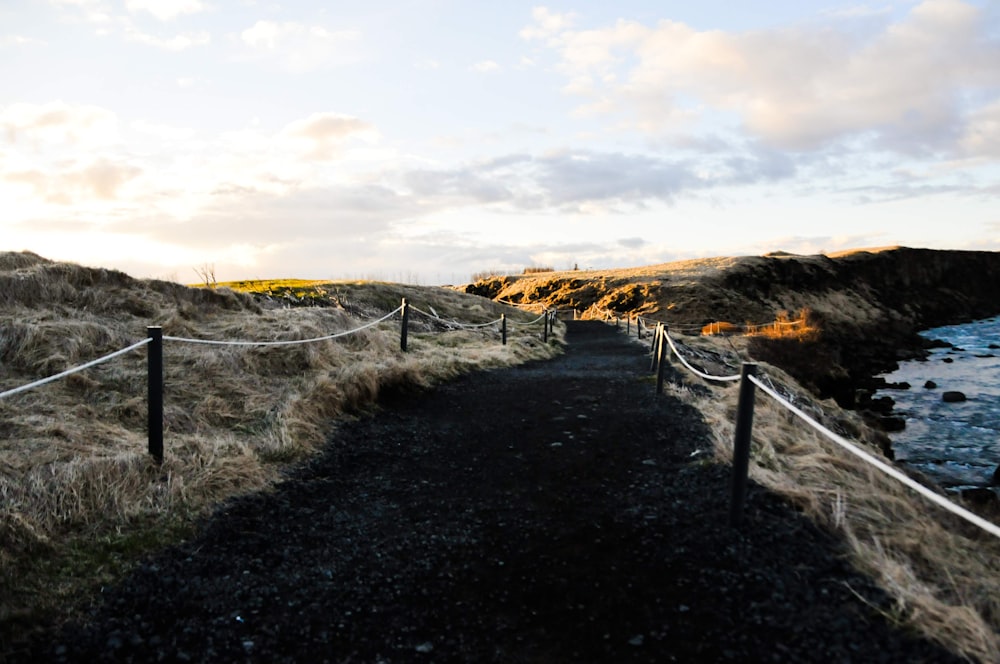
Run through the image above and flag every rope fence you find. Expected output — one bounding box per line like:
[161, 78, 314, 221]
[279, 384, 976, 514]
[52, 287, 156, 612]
[0, 338, 153, 401]
[1, 297, 557, 463]
[164, 307, 403, 347]
[630, 319, 1000, 539]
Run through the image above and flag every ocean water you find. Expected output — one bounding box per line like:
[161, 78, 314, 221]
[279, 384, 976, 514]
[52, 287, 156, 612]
[876, 316, 1000, 490]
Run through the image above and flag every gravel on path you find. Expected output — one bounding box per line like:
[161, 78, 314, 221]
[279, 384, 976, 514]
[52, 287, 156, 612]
[21, 321, 962, 662]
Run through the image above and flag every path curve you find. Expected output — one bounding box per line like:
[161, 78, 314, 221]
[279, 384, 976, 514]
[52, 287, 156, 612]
[24, 322, 961, 662]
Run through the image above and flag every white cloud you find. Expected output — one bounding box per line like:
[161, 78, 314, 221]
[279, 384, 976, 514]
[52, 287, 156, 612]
[470, 60, 501, 73]
[0, 101, 119, 147]
[524, 0, 1000, 153]
[0, 34, 47, 47]
[5, 158, 141, 204]
[124, 25, 209, 50]
[519, 6, 576, 42]
[240, 20, 362, 72]
[125, 0, 206, 21]
[280, 112, 379, 160]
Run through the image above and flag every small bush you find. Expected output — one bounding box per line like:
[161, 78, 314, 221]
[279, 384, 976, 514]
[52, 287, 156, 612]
[470, 269, 504, 282]
[523, 266, 555, 275]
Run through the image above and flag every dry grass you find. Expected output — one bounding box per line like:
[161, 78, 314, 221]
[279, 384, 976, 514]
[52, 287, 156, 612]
[0, 253, 564, 647]
[661, 331, 1000, 662]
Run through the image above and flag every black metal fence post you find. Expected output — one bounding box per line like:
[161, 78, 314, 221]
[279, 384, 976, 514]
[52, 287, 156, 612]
[656, 325, 668, 395]
[501, 313, 507, 345]
[730, 363, 759, 527]
[543, 310, 549, 343]
[626, 317, 631, 336]
[400, 298, 410, 352]
[147, 326, 163, 464]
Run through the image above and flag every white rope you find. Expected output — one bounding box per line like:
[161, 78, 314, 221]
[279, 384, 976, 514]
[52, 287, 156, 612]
[409, 305, 503, 329]
[497, 298, 538, 309]
[748, 374, 1000, 540]
[164, 307, 402, 347]
[663, 331, 741, 383]
[0, 338, 153, 400]
[507, 311, 548, 327]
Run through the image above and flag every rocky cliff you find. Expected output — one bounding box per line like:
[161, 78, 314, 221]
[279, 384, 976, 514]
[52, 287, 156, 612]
[468, 247, 1000, 415]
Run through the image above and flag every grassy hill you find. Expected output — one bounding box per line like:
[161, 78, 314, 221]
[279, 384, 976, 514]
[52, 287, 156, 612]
[0, 252, 562, 650]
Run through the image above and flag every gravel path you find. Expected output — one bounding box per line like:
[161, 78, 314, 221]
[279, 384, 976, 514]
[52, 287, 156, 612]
[23, 322, 961, 662]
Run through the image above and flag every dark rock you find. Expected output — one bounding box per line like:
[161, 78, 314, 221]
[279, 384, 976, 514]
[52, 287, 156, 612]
[992, 466, 1000, 486]
[861, 411, 905, 433]
[883, 381, 910, 390]
[868, 396, 895, 414]
[989, 343, 1000, 350]
[942, 357, 954, 364]
[960, 488, 997, 506]
[877, 416, 906, 432]
[923, 380, 937, 389]
[942, 391, 967, 403]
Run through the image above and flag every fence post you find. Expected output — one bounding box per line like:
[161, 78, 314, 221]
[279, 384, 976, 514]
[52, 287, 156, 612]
[637, 317, 643, 340]
[543, 310, 549, 343]
[616, 316, 620, 330]
[730, 363, 758, 527]
[656, 325, 668, 395]
[147, 326, 163, 464]
[400, 298, 410, 352]
[626, 317, 631, 336]
[501, 313, 507, 345]
[649, 323, 661, 372]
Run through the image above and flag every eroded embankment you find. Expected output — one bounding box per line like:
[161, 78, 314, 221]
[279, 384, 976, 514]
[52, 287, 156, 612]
[468, 248, 1000, 413]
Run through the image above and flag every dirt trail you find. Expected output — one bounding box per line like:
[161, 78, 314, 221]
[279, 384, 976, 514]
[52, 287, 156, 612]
[21, 322, 960, 662]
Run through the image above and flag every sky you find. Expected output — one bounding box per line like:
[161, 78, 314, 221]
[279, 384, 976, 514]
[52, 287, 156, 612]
[2, 0, 1000, 284]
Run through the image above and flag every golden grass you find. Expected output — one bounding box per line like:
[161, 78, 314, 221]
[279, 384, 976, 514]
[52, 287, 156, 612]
[660, 332, 1000, 662]
[0, 253, 564, 647]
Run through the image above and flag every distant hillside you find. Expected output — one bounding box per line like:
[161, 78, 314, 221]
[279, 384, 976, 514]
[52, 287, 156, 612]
[467, 247, 1000, 407]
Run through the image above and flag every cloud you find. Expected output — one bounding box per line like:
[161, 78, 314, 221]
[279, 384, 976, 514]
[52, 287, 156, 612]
[240, 20, 362, 72]
[470, 60, 501, 73]
[0, 35, 47, 47]
[396, 147, 795, 212]
[618, 237, 646, 249]
[519, 6, 576, 42]
[280, 112, 379, 160]
[960, 99, 1000, 158]
[124, 0, 206, 21]
[0, 101, 118, 147]
[523, 0, 1000, 154]
[123, 25, 209, 50]
[107, 184, 412, 250]
[5, 158, 141, 203]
